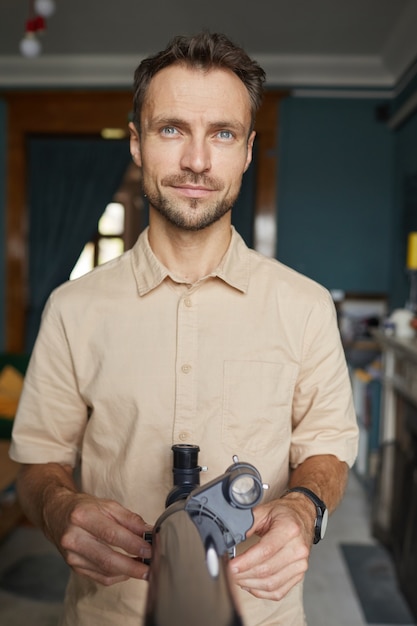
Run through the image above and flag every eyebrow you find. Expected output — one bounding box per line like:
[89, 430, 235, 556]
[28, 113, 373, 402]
[148, 116, 247, 135]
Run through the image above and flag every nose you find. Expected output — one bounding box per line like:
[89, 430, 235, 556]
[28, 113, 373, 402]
[180, 136, 211, 174]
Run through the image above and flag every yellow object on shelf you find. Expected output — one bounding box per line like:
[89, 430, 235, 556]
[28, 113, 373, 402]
[0, 365, 24, 418]
[406, 232, 417, 270]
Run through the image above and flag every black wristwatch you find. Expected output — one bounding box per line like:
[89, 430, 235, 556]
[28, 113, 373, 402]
[283, 487, 328, 544]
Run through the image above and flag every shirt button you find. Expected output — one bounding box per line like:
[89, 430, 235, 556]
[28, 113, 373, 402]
[184, 297, 192, 307]
[181, 364, 192, 374]
[179, 432, 188, 441]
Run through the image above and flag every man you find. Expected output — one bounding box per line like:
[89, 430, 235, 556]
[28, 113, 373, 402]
[10, 32, 358, 625]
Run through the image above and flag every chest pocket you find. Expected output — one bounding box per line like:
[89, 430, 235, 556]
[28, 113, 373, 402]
[222, 360, 297, 455]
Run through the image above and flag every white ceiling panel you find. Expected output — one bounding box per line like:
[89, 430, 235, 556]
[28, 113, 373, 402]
[1, 0, 416, 89]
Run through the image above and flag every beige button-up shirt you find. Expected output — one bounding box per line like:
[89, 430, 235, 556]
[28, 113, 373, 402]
[11, 227, 358, 626]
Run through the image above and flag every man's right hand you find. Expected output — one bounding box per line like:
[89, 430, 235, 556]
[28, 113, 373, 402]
[17, 463, 152, 586]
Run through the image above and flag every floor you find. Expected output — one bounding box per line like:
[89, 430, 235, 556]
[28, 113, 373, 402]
[0, 524, 65, 625]
[0, 471, 415, 626]
[303, 472, 409, 626]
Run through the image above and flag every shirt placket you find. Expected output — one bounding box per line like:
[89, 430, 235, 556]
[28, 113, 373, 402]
[173, 289, 198, 443]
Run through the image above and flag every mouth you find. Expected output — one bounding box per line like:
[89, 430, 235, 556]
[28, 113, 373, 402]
[173, 184, 215, 199]
[161, 174, 222, 200]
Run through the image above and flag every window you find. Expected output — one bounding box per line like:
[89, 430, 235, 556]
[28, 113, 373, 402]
[70, 202, 125, 280]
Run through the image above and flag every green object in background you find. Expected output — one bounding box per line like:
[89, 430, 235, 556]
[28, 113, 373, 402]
[0, 417, 13, 439]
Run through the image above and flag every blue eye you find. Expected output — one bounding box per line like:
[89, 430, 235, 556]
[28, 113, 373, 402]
[218, 130, 233, 140]
[161, 127, 178, 136]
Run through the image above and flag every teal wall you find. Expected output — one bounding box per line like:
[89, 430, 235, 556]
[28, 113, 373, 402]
[390, 111, 417, 309]
[276, 97, 395, 298]
[0, 99, 6, 351]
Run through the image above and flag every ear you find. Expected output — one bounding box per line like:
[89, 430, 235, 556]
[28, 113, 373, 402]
[129, 122, 142, 168]
[243, 130, 256, 173]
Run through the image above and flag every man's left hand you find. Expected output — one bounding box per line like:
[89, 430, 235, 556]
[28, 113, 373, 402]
[229, 497, 313, 601]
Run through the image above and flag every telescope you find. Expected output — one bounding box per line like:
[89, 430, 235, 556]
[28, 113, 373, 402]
[144, 444, 267, 626]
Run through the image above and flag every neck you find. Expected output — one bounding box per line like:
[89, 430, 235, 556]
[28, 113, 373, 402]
[148, 211, 232, 283]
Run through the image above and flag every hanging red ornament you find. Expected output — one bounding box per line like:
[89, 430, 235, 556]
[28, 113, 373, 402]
[20, 0, 56, 57]
[34, 15, 46, 33]
[25, 18, 38, 33]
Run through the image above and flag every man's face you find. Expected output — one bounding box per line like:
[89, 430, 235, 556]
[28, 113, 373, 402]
[129, 64, 255, 231]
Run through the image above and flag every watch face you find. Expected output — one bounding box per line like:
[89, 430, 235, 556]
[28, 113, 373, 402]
[320, 508, 329, 539]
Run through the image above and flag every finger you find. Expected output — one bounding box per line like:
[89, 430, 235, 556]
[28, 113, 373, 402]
[62, 521, 151, 578]
[235, 551, 307, 587]
[70, 503, 150, 558]
[231, 538, 308, 583]
[65, 539, 150, 581]
[106, 501, 151, 535]
[231, 538, 277, 577]
[233, 546, 308, 602]
[69, 498, 148, 538]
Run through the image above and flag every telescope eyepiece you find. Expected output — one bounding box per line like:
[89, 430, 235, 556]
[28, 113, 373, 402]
[165, 444, 202, 507]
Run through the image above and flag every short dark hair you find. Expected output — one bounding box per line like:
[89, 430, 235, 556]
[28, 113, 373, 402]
[132, 32, 266, 133]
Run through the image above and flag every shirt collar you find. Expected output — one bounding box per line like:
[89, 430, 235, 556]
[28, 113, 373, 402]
[131, 226, 251, 296]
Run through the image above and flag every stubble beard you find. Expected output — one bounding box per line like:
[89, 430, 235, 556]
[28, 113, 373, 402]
[143, 173, 240, 232]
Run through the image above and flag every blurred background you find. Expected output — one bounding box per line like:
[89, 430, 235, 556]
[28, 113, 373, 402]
[1, 2, 417, 625]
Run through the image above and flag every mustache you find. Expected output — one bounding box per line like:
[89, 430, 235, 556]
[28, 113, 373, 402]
[161, 173, 223, 190]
